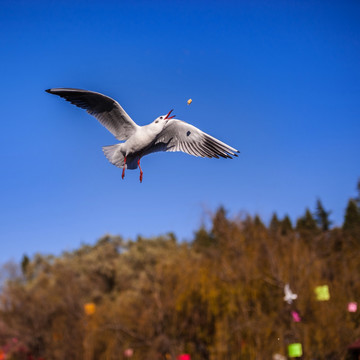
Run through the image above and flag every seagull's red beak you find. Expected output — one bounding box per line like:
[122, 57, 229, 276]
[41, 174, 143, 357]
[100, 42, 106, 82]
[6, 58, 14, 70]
[164, 109, 176, 120]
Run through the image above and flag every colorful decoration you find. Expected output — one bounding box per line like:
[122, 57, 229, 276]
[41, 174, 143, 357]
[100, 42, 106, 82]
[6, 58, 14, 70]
[84, 302, 96, 315]
[348, 302, 358, 312]
[177, 355, 191, 360]
[124, 348, 134, 357]
[288, 343, 302, 358]
[291, 310, 301, 322]
[284, 283, 298, 304]
[315, 285, 330, 301]
[187, 99, 192, 105]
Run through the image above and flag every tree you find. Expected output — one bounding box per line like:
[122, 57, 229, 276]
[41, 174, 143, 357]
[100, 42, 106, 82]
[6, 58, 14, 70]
[254, 214, 265, 229]
[269, 213, 280, 233]
[211, 206, 229, 237]
[315, 199, 332, 231]
[192, 227, 215, 250]
[356, 178, 360, 208]
[343, 199, 360, 232]
[20, 254, 30, 276]
[280, 215, 293, 235]
[296, 208, 318, 232]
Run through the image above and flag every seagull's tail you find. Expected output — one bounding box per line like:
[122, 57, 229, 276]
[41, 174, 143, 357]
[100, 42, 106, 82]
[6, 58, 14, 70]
[102, 144, 138, 169]
[103, 144, 124, 167]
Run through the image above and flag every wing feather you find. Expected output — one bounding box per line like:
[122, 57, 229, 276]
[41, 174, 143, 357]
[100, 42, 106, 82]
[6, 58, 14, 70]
[46, 88, 139, 141]
[193, 143, 206, 158]
[202, 139, 228, 158]
[151, 119, 239, 159]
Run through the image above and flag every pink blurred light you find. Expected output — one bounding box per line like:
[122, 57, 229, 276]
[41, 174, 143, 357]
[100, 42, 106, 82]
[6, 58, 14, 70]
[291, 311, 301, 322]
[124, 348, 134, 357]
[348, 302, 357, 312]
[177, 354, 191, 360]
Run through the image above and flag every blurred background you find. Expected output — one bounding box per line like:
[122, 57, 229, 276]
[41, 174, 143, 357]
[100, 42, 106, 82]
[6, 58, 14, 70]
[0, 1, 359, 359]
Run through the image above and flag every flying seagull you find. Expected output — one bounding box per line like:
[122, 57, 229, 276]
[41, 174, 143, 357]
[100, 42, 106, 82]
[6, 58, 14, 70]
[284, 283, 298, 304]
[46, 88, 239, 182]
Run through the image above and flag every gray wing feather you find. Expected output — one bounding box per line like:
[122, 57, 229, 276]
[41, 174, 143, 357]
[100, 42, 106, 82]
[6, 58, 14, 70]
[46, 88, 139, 141]
[151, 119, 239, 158]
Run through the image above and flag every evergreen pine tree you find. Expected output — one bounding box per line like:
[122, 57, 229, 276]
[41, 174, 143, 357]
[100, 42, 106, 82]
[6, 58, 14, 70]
[193, 226, 214, 249]
[343, 199, 360, 231]
[296, 208, 318, 232]
[315, 199, 332, 231]
[355, 178, 360, 208]
[211, 206, 229, 238]
[269, 213, 280, 233]
[280, 215, 292, 235]
[254, 214, 265, 229]
[21, 254, 30, 276]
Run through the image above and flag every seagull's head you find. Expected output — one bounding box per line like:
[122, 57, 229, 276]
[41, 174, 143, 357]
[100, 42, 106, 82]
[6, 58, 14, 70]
[153, 109, 176, 128]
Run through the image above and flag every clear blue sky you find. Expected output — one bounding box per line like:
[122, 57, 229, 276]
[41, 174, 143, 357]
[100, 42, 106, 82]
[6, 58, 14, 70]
[1, 0, 359, 263]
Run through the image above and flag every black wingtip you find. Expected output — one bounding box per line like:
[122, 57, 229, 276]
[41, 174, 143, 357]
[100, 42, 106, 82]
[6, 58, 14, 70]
[45, 89, 52, 93]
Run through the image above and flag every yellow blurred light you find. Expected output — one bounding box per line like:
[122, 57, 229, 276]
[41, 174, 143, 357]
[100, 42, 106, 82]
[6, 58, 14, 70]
[84, 302, 96, 315]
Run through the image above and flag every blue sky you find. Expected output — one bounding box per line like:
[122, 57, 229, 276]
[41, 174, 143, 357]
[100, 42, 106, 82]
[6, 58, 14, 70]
[1, 1, 359, 263]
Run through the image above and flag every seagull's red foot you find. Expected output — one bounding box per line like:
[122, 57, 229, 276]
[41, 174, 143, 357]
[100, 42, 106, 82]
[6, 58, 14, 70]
[138, 158, 143, 183]
[122, 156, 127, 180]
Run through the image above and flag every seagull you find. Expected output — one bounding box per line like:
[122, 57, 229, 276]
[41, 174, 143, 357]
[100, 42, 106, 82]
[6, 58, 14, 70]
[284, 283, 298, 304]
[46, 88, 239, 182]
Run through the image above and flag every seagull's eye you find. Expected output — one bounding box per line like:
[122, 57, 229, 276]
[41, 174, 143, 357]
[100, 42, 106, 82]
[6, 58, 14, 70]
[160, 117, 163, 120]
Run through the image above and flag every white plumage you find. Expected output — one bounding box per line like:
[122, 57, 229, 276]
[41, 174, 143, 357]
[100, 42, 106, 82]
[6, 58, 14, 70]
[46, 88, 239, 182]
[284, 283, 298, 304]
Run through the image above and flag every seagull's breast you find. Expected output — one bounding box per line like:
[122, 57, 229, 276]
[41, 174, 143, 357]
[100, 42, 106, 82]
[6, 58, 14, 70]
[124, 127, 157, 154]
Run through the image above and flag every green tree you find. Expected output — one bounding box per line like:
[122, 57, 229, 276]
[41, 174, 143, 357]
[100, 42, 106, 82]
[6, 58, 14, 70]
[280, 214, 292, 235]
[269, 213, 280, 233]
[315, 199, 332, 231]
[193, 226, 215, 250]
[356, 178, 360, 208]
[211, 206, 229, 238]
[254, 214, 265, 229]
[21, 254, 30, 276]
[343, 199, 360, 232]
[296, 208, 318, 232]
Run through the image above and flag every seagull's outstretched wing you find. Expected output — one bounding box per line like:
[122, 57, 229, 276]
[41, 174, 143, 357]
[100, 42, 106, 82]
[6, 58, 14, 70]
[46, 88, 139, 141]
[151, 119, 239, 158]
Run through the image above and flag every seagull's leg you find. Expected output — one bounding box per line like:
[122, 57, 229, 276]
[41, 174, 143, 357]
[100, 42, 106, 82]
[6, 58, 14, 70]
[122, 156, 127, 180]
[138, 158, 143, 183]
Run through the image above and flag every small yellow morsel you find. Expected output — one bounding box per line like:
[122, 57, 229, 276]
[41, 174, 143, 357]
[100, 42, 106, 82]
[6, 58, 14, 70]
[187, 99, 192, 105]
[84, 302, 96, 315]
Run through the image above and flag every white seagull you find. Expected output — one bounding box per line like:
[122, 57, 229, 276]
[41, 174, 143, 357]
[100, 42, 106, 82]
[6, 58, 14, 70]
[46, 88, 239, 182]
[284, 283, 298, 304]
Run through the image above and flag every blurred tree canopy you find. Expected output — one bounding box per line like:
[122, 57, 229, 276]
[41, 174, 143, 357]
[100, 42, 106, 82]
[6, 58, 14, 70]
[1, 181, 360, 360]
